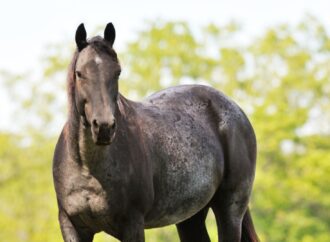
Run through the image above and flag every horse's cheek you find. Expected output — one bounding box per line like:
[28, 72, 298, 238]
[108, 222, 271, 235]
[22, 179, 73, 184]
[84, 102, 92, 120]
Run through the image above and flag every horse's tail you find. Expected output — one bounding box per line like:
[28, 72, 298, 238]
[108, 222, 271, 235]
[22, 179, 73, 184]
[241, 208, 259, 242]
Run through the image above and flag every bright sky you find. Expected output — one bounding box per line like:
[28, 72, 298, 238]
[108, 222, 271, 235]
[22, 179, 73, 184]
[1, 0, 329, 72]
[0, 0, 329, 132]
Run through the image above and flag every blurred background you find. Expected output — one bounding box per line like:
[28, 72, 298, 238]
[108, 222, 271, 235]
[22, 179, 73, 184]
[0, 1, 329, 241]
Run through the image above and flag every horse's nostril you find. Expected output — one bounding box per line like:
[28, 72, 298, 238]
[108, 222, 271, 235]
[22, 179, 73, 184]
[92, 119, 98, 128]
[111, 121, 116, 130]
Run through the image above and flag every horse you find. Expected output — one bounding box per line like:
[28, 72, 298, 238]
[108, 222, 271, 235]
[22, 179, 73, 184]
[52, 23, 259, 242]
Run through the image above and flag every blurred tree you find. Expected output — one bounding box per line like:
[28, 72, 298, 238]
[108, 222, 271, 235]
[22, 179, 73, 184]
[0, 133, 61, 242]
[0, 15, 329, 242]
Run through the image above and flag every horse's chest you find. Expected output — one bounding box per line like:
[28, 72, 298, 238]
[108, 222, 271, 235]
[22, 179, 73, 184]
[64, 175, 109, 218]
[61, 171, 129, 236]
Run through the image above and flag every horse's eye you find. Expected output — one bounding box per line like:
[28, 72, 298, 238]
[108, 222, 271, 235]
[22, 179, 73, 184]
[76, 71, 82, 78]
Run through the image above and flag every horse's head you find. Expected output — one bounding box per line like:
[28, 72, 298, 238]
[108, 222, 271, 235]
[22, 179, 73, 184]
[74, 23, 121, 145]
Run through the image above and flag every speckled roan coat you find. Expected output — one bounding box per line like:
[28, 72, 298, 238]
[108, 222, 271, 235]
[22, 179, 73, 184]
[53, 23, 259, 242]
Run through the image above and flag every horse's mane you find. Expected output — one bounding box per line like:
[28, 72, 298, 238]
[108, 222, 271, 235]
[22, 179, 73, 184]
[67, 50, 79, 116]
[66, 36, 119, 118]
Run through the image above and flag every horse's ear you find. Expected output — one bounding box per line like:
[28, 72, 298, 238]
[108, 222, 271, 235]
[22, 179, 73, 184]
[104, 23, 116, 46]
[75, 23, 87, 51]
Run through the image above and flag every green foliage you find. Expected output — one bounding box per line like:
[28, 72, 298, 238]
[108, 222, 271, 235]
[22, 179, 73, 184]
[1, 15, 329, 241]
[0, 134, 61, 242]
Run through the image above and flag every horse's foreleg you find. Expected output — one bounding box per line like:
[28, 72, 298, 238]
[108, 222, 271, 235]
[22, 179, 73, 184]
[121, 213, 145, 242]
[176, 207, 211, 242]
[59, 209, 94, 242]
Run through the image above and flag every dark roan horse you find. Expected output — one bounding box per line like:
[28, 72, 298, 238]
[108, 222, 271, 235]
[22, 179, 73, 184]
[53, 23, 259, 242]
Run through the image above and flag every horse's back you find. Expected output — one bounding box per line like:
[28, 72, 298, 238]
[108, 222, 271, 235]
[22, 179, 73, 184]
[143, 84, 253, 147]
[145, 84, 235, 112]
[145, 84, 256, 152]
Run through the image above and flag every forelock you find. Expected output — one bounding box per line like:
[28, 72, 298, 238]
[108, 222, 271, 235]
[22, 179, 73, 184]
[87, 36, 118, 62]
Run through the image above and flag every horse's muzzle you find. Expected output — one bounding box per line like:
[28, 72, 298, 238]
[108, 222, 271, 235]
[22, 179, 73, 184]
[92, 120, 116, 145]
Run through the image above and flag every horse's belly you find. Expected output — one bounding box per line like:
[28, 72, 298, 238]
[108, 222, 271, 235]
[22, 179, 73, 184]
[145, 150, 222, 228]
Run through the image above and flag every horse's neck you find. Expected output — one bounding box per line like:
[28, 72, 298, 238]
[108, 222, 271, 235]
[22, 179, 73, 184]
[78, 124, 105, 166]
